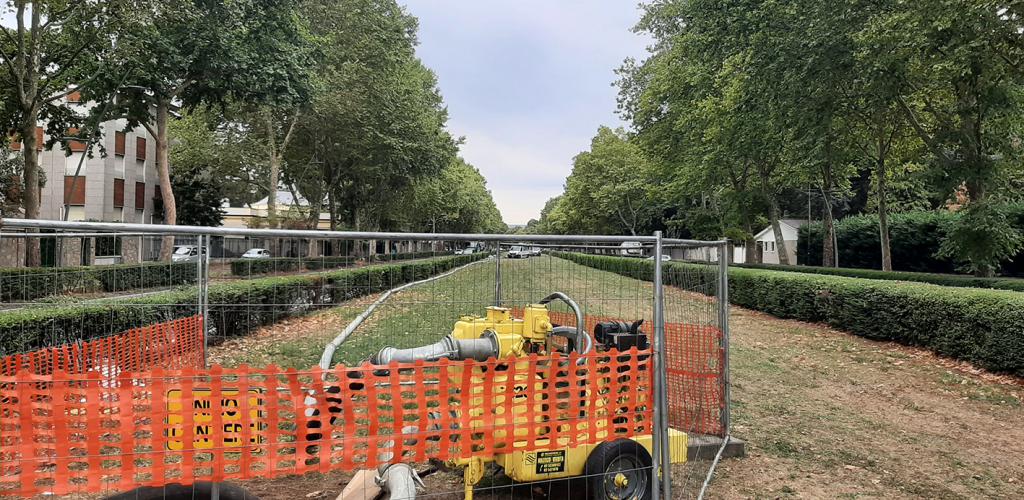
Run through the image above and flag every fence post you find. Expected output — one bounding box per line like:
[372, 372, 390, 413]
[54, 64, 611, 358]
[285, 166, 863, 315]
[652, 231, 670, 500]
[494, 241, 502, 307]
[201, 234, 211, 367]
[717, 240, 731, 436]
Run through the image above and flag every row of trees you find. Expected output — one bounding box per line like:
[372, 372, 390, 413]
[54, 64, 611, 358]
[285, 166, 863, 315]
[1, 0, 504, 264]
[532, 0, 1024, 276]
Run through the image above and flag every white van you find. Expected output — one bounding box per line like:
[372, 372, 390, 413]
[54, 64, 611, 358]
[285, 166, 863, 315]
[619, 241, 643, 257]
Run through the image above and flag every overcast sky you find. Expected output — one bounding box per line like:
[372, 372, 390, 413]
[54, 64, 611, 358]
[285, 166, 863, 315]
[403, 1, 651, 225]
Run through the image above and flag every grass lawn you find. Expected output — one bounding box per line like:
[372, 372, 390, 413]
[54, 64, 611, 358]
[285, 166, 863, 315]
[207, 255, 1024, 499]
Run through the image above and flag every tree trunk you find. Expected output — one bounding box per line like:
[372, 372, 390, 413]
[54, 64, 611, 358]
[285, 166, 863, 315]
[822, 199, 836, 267]
[877, 157, 892, 271]
[20, 109, 41, 267]
[767, 197, 791, 265]
[264, 113, 280, 227]
[156, 99, 177, 261]
[741, 209, 756, 264]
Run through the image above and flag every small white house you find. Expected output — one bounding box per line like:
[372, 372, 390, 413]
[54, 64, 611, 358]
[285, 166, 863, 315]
[752, 219, 807, 265]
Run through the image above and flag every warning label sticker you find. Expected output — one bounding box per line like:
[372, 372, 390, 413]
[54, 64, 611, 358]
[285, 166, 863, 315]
[534, 450, 566, 474]
[166, 389, 265, 450]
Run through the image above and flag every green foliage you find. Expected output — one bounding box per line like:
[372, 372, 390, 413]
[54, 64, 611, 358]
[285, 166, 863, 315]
[229, 257, 355, 276]
[938, 203, 1024, 277]
[799, 211, 958, 272]
[0, 262, 197, 302]
[799, 206, 1024, 276]
[402, 158, 505, 233]
[0, 253, 486, 355]
[735, 263, 1024, 293]
[556, 252, 1024, 376]
[559, 127, 657, 236]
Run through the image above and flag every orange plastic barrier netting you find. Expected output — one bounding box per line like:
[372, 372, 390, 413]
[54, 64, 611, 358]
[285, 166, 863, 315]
[0, 349, 652, 497]
[540, 310, 724, 436]
[0, 315, 205, 377]
[664, 324, 724, 437]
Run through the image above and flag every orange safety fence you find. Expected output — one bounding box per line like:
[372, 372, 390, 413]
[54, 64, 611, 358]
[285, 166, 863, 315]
[540, 309, 724, 436]
[0, 349, 652, 497]
[0, 315, 205, 377]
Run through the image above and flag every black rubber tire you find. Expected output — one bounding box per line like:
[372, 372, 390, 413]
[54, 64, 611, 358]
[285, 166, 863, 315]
[102, 482, 258, 500]
[584, 439, 653, 500]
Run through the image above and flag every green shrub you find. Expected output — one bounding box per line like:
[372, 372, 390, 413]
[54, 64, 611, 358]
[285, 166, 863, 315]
[736, 263, 1024, 292]
[0, 262, 197, 302]
[0, 253, 487, 356]
[797, 205, 1024, 276]
[555, 252, 1024, 376]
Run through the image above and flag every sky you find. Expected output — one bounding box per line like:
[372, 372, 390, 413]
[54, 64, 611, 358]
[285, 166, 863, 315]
[402, 1, 652, 226]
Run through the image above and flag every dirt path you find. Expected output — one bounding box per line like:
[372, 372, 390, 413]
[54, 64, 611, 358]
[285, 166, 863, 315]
[709, 307, 1023, 499]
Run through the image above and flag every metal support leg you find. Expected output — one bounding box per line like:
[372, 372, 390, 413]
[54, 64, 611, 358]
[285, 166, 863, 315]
[652, 231, 671, 499]
[717, 241, 731, 435]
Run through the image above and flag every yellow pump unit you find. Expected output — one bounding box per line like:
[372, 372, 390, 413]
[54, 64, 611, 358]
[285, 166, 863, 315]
[371, 293, 688, 500]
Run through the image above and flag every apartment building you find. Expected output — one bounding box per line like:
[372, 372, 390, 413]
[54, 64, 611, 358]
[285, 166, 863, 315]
[4, 93, 163, 266]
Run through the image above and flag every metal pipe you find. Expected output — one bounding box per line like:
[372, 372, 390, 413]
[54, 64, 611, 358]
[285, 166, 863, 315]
[697, 435, 731, 499]
[538, 292, 587, 360]
[376, 463, 422, 500]
[202, 234, 211, 366]
[372, 334, 499, 365]
[651, 230, 669, 500]
[0, 218, 722, 246]
[319, 257, 491, 369]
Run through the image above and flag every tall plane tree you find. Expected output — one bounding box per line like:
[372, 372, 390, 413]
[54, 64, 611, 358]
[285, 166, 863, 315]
[0, 0, 122, 265]
[97, 0, 309, 259]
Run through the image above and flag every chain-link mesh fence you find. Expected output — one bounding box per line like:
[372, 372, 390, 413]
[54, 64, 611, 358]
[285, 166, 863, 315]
[0, 221, 729, 500]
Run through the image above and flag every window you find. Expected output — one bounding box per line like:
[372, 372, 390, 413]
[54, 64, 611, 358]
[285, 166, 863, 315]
[63, 176, 86, 205]
[66, 128, 87, 152]
[95, 236, 121, 257]
[135, 182, 146, 209]
[136, 137, 147, 161]
[113, 179, 125, 208]
[115, 132, 126, 156]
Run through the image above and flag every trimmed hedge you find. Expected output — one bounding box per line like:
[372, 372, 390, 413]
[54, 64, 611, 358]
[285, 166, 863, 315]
[0, 262, 197, 302]
[798, 206, 1024, 276]
[0, 253, 488, 356]
[228, 252, 440, 276]
[736, 263, 1024, 292]
[369, 251, 443, 262]
[554, 252, 1024, 376]
[229, 256, 355, 276]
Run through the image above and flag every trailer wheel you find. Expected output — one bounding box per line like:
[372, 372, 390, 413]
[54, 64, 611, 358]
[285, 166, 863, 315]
[584, 439, 653, 500]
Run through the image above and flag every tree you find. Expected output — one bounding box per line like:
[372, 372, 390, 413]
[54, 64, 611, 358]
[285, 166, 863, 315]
[283, 0, 456, 232]
[866, 1, 1024, 274]
[0, 0, 123, 265]
[403, 158, 505, 234]
[561, 127, 655, 236]
[97, 0, 310, 259]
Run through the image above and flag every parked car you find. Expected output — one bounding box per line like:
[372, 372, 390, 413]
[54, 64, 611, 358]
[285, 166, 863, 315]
[171, 245, 206, 263]
[506, 245, 530, 259]
[456, 246, 477, 255]
[529, 246, 542, 257]
[242, 248, 271, 259]
[619, 241, 644, 257]
[646, 254, 671, 262]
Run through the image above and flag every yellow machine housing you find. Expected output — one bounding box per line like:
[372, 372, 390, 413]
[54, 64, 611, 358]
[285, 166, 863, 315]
[444, 305, 688, 498]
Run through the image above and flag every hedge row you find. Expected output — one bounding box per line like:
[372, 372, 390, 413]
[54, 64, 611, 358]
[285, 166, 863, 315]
[369, 251, 445, 262]
[0, 262, 197, 302]
[736, 263, 1024, 292]
[228, 251, 443, 276]
[0, 253, 488, 356]
[554, 252, 1024, 376]
[798, 206, 1024, 276]
[229, 256, 356, 276]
